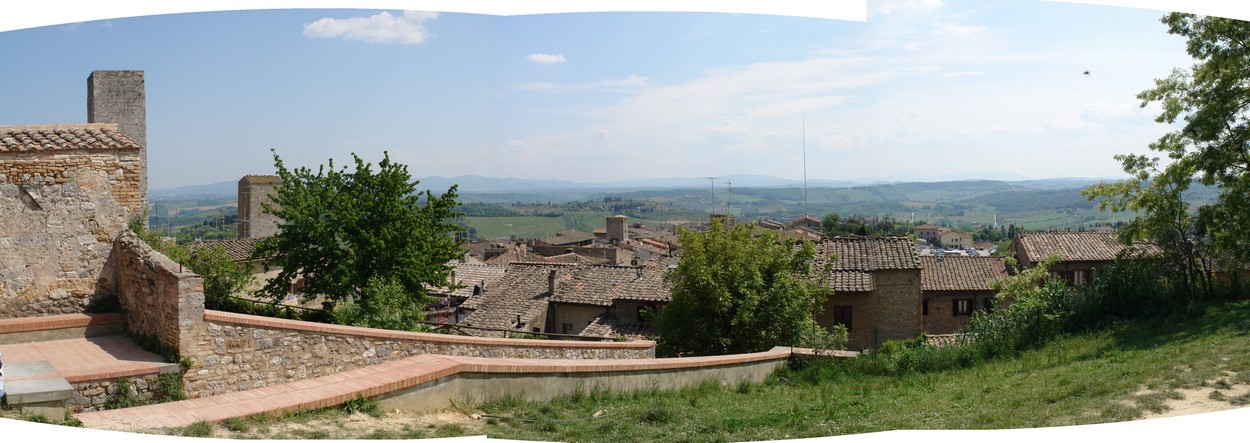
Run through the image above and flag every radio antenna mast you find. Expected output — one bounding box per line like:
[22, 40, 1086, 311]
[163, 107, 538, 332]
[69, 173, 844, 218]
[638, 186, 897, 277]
[803, 117, 809, 217]
[705, 176, 718, 215]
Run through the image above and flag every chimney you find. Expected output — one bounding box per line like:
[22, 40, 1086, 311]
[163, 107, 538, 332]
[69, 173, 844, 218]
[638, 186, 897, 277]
[449, 269, 457, 287]
[88, 70, 147, 205]
[548, 270, 557, 296]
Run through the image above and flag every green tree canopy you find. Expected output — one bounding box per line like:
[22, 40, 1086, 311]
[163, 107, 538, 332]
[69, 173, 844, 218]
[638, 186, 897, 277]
[657, 219, 833, 357]
[1084, 12, 1250, 298]
[252, 150, 463, 328]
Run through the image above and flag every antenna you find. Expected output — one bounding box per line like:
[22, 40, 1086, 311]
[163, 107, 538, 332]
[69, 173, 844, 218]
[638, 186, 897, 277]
[705, 176, 718, 215]
[802, 117, 809, 217]
[725, 179, 733, 219]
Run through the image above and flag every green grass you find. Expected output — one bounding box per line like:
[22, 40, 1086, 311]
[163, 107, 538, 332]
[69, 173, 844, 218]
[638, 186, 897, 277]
[461, 300, 1250, 442]
[464, 215, 569, 240]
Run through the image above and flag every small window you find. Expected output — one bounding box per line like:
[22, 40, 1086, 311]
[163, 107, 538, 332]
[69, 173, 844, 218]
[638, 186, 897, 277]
[923, 299, 930, 316]
[833, 305, 853, 331]
[983, 298, 994, 313]
[953, 298, 972, 316]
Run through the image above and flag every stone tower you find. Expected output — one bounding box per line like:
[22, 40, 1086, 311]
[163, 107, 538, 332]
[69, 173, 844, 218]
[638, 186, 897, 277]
[88, 70, 146, 206]
[237, 175, 282, 239]
[607, 215, 628, 244]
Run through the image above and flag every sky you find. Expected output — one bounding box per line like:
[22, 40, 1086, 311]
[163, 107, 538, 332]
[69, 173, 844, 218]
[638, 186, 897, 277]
[0, 1, 1239, 190]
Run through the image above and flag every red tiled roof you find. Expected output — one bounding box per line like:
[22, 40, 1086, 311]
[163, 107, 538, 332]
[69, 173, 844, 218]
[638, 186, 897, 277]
[428, 262, 507, 299]
[579, 312, 657, 340]
[460, 262, 574, 333]
[548, 265, 670, 306]
[920, 256, 1009, 292]
[190, 237, 270, 263]
[1014, 231, 1160, 264]
[825, 270, 874, 292]
[816, 236, 920, 271]
[0, 124, 141, 152]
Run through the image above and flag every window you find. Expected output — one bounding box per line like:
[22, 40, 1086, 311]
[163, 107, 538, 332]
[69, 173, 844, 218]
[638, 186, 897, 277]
[923, 299, 930, 316]
[833, 305, 853, 331]
[983, 298, 994, 314]
[953, 298, 973, 316]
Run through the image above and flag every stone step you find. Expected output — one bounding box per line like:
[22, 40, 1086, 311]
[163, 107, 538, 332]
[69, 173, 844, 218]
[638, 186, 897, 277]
[4, 361, 73, 422]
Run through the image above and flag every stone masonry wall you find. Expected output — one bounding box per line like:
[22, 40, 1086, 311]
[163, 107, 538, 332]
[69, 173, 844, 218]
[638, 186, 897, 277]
[183, 312, 655, 398]
[872, 269, 923, 347]
[71, 373, 162, 413]
[0, 148, 142, 318]
[113, 230, 205, 353]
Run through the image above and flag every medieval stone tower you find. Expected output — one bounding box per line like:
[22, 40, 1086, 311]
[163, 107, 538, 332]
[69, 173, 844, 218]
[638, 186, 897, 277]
[237, 175, 282, 239]
[88, 70, 147, 205]
[607, 215, 628, 244]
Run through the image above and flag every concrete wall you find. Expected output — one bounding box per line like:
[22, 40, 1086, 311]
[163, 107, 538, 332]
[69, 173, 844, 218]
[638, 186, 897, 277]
[0, 144, 143, 318]
[376, 349, 789, 413]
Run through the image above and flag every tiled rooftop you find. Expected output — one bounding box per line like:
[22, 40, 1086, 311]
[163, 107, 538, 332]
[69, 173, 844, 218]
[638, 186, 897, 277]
[428, 262, 507, 299]
[920, 256, 1009, 292]
[539, 230, 597, 246]
[1014, 231, 1160, 263]
[825, 270, 875, 292]
[816, 236, 920, 271]
[460, 262, 575, 332]
[0, 124, 141, 152]
[190, 237, 269, 263]
[580, 312, 657, 339]
[549, 264, 670, 306]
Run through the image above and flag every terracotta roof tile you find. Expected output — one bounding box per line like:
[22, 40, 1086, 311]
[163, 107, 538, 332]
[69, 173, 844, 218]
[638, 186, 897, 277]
[429, 262, 507, 299]
[920, 256, 1009, 292]
[460, 263, 574, 333]
[1014, 231, 1160, 264]
[190, 237, 269, 263]
[579, 312, 656, 339]
[539, 230, 597, 246]
[815, 236, 920, 271]
[825, 270, 874, 292]
[0, 124, 141, 152]
[549, 265, 669, 306]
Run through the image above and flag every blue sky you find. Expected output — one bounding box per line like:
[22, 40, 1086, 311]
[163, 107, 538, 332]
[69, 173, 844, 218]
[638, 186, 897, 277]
[0, 1, 1233, 190]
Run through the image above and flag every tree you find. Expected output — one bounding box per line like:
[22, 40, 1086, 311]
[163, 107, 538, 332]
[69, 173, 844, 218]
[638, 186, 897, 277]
[1084, 12, 1250, 298]
[821, 212, 842, 237]
[252, 150, 463, 329]
[656, 219, 833, 356]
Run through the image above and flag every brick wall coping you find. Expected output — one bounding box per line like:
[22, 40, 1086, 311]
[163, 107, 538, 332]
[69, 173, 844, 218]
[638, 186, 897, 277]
[451, 347, 793, 374]
[203, 310, 656, 350]
[0, 313, 123, 335]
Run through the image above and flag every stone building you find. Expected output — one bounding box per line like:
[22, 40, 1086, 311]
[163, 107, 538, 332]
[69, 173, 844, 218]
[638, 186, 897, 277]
[0, 70, 147, 318]
[813, 236, 922, 351]
[1009, 231, 1159, 286]
[919, 256, 1009, 335]
[236, 175, 281, 239]
[545, 264, 669, 338]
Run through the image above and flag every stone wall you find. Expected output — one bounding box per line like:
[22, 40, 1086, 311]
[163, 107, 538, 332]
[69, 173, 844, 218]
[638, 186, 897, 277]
[0, 145, 142, 318]
[183, 311, 655, 397]
[71, 373, 163, 413]
[871, 269, 923, 347]
[112, 230, 205, 353]
[237, 175, 281, 239]
[922, 290, 994, 335]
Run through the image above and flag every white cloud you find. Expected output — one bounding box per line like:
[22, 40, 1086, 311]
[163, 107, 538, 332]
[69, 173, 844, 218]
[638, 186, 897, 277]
[527, 53, 567, 64]
[932, 22, 986, 38]
[303, 11, 438, 44]
[1082, 102, 1140, 120]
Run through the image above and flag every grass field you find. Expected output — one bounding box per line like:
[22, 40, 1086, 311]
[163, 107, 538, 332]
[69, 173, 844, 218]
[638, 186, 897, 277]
[463, 216, 570, 240]
[70, 299, 1250, 441]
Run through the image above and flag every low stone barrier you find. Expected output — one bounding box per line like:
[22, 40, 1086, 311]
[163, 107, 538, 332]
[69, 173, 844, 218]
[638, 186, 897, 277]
[182, 310, 656, 397]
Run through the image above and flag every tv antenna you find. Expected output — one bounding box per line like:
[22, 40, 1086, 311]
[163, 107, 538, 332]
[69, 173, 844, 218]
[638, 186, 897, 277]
[802, 117, 809, 217]
[725, 179, 733, 218]
[704, 177, 718, 215]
